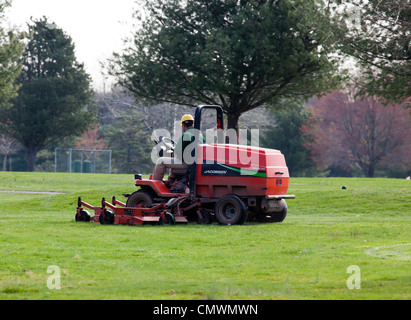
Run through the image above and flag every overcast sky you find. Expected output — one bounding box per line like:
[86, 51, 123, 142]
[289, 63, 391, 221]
[6, 0, 138, 90]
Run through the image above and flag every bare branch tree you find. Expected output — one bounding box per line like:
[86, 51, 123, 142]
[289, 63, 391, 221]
[0, 133, 20, 171]
[302, 90, 411, 177]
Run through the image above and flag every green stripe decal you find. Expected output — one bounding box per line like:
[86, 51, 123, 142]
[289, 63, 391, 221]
[219, 163, 267, 178]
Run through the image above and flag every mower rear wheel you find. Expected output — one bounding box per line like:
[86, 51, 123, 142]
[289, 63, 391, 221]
[214, 195, 248, 225]
[75, 209, 91, 222]
[126, 189, 154, 208]
[159, 212, 175, 225]
[99, 210, 114, 225]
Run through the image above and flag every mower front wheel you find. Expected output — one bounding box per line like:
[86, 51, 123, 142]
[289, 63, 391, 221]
[99, 210, 114, 225]
[75, 209, 91, 222]
[214, 195, 248, 225]
[159, 212, 175, 225]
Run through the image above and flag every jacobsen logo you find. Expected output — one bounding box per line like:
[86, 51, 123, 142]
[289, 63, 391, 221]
[203, 170, 227, 175]
[202, 161, 267, 177]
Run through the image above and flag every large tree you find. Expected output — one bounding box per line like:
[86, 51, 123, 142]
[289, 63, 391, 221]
[0, 1, 25, 170]
[0, 18, 95, 171]
[110, 0, 340, 131]
[329, 0, 410, 104]
[0, 0, 25, 105]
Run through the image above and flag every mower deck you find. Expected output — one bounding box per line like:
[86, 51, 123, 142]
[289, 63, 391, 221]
[75, 196, 188, 226]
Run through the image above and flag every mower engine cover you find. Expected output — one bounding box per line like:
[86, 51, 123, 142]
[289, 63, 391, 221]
[195, 144, 290, 198]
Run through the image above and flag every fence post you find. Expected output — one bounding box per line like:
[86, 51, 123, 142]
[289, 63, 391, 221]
[69, 149, 72, 173]
[109, 150, 112, 174]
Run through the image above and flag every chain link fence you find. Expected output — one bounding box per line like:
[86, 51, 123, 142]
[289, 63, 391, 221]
[55, 148, 112, 174]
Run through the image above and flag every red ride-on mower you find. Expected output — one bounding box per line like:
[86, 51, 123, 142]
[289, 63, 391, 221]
[123, 105, 295, 225]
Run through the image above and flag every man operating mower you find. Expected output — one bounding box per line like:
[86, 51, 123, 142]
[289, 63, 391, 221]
[153, 114, 204, 186]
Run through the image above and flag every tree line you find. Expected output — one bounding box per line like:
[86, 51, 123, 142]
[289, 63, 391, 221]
[0, 0, 410, 177]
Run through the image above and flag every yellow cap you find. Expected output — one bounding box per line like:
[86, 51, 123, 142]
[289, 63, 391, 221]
[181, 114, 194, 125]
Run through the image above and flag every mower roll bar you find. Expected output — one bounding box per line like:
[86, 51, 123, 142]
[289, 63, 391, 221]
[194, 105, 224, 133]
[190, 105, 225, 197]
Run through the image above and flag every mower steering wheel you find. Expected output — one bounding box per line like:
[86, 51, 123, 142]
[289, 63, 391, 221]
[161, 136, 175, 150]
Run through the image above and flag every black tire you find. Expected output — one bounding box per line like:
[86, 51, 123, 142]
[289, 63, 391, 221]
[126, 189, 154, 208]
[214, 195, 248, 225]
[196, 209, 212, 225]
[159, 212, 175, 225]
[257, 199, 288, 223]
[75, 209, 91, 222]
[99, 209, 114, 225]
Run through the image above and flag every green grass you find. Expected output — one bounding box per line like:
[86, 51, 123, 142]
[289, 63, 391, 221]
[0, 172, 410, 300]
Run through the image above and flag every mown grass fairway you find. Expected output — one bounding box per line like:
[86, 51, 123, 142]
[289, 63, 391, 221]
[0, 172, 410, 300]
